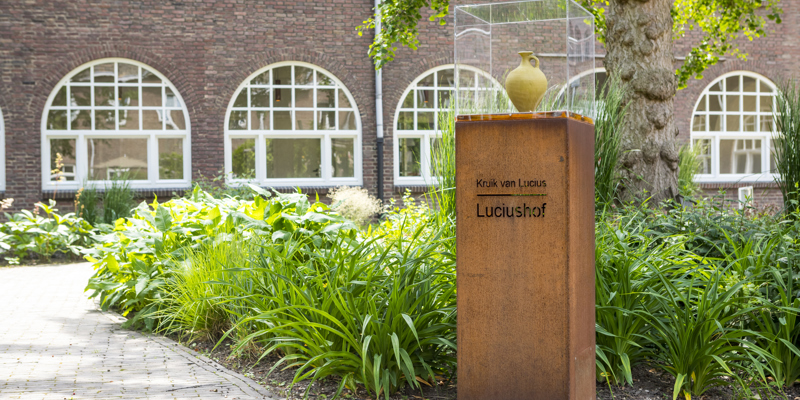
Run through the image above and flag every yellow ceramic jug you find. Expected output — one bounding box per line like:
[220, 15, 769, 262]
[505, 51, 547, 112]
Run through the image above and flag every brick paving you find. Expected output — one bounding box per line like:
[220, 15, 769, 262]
[0, 263, 276, 400]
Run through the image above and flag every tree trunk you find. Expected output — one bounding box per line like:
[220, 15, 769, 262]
[605, 0, 680, 204]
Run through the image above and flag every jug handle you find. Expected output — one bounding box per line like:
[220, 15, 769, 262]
[530, 55, 540, 68]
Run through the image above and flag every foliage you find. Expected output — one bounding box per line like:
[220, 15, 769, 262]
[358, 0, 781, 91]
[221, 223, 456, 399]
[0, 200, 95, 263]
[594, 74, 628, 210]
[678, 143, 703, 198]
[75, 184, 101, 226]
[186, 171, 257, 200]
[772, 78, 800, 214]
[371, 190, 433, 242]
[84, 186, 356, 329]
[103, 177, 134, 224]
[327, 186, 383, 227]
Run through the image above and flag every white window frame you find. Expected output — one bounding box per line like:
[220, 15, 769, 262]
[223, 61, 362, 187]
[0, 108, 5, 192]
[690, 71, 777, 183]
[40, 58, 191, 191]
[394, 65, 498, 186]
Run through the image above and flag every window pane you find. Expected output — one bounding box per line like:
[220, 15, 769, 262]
[94, 63, 115, 83]
[94, 86, 115, 107]
[47, 110, 68, 130]
[71, 110, 91, 130]
[693, 139, 712, 174]
[339, 111, 356, 130]
[273, 66, 291, 85]
[86, 138, 148, 180]
[273, 88, 291, 107]
[296, 111, 314, 130]
[417, 112, 434, 130]
[250, 88, 270, 108]
[166, 110, 186, 130]
[50, 139, 76, 181]
[743, 115, 756, 132]
[231, 138, 256, 178]
[743, 76, 757, 92]
[274, 111, 292, 130]
[233, 89, 248, 107]
[331, 138, 355, 177]
[158, 138, 183, 180]
[418, 73, 434, 87]
[709, 115, 721, 131]
[760, 82, 774, 93]
[317, 111, 335, 130]
[119, 87, 139, 107]
[317, 72, 334, 86]
[251, 71, 269, 85]
[295, 89, 313, 107]
[397, 112, 414, 130]
[438, 90, 452, 109]
[142, 110, 162, 130]
[726, 95, 739, 112]
[317, 89, 335, 108]
[418, 90, 434, 109]
[760, 97, 773, 113]
[708, 94, 722, 112]
[438, 69, 455, 87]
[760, 115, 774, 132]
[118, 63, 138, 83]
[692, 115, 705, 132]
[142, 69, 161, 84]
[401, 92, 414, 108]
[71, 86, 91, 106]
[52, 87, 67, 107]
[695, 95, 706, 112]
[95, 110, 115, 130]
[726, 76, 740, 92]
[119, 109, 139, 130]
[71, 68, 91, 83]
[709, 81, 722, 92]
[458, 70, 475, 88]
[295, 66, 313, 85]
[743, 95, 756, 112]
[250, 110, 269, 130]
[229, 111, 247, 130]
[399, 138, 421, 177]
[142, 87, 162, 107]
[338, 90, 352, 109]
[266, 139, 321, 178]
[720, 139, 762, 174]
[726, 115, 739, 131]
[165, 87, 181, 107]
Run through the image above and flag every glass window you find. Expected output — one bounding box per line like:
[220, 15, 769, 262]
[225, 63, 361, 185]
[689, 72, 777, 181]
[394, 65, 498, 183]
[42, 59, 191, 189]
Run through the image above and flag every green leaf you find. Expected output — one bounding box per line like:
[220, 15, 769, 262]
[154, 205, 172, 232]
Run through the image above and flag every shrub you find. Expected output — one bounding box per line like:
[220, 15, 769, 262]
[773, 79, 800, 214]
[103, 177, 134, 224]
[678, 143, 703, 198]
[327, 186, 382, 227]
[75, 184, 100, 226]
[594, 74, 628, 210]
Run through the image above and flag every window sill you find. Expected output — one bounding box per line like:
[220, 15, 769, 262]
[42, 187, 190, 200]
[697, 181, 779, 190]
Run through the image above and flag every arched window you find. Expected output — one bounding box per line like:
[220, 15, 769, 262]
[394, 65, 496, 185]
[690, 72, 777, 181]
[224, 62, 361, 186]
[41, 59, 191, 190]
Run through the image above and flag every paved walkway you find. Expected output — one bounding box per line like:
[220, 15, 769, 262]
[0, 263, 276, 400]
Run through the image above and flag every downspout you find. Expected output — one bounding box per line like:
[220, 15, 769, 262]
[374, 0, 385, 203]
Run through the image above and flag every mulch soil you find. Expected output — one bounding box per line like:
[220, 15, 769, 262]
[181, 337, 800, 400]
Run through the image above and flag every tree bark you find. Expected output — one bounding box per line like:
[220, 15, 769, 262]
[605, 0, 680, 203]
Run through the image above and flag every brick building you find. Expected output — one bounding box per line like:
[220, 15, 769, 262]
[0, 0, 795, 211]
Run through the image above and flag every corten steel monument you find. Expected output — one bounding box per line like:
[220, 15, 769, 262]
[454, 1, 597, 399]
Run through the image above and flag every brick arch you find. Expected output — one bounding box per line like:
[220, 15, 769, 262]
[218, 48, 371, 117]
[33, 44, 196, 128]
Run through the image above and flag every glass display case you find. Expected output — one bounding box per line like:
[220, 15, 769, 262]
[455, 0, 596, 119]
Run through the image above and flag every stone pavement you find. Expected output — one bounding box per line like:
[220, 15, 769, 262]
[0, 263, 277, 400]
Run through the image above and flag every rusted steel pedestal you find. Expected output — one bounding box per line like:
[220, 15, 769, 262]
[456, 114, 596, 400]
